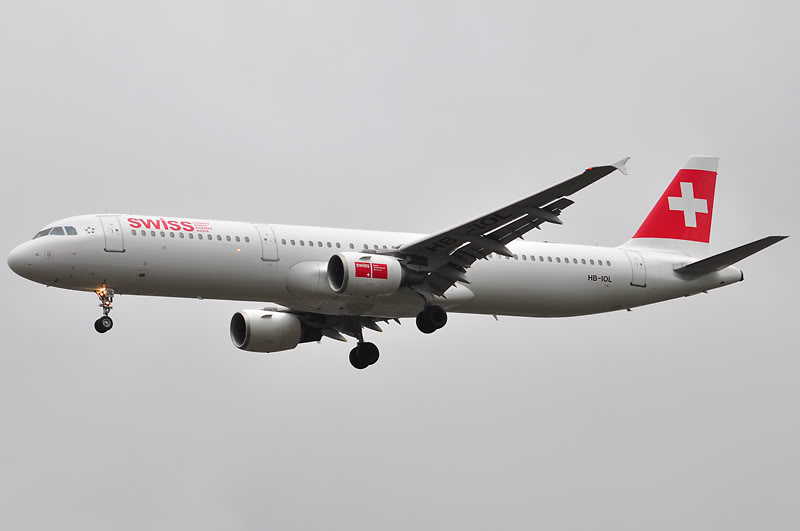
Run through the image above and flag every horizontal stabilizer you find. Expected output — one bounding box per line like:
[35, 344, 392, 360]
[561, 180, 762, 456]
[674, 235, 788, 275]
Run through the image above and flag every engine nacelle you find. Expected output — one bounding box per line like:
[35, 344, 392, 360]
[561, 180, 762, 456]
[327, 252, 404, 297]
[230, 310, 321, 353]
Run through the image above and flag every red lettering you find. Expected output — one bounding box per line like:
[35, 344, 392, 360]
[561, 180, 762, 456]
[127, 217, 203, 232]
[141, 219, 160, 229]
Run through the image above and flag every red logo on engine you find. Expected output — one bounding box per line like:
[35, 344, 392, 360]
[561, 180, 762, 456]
[355, 262, 372, 278]
[355, 262, 388, 279]
[371, 263, 388, 279]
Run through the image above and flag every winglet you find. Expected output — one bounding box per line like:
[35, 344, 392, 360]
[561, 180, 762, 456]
[612, 157, 630, 175]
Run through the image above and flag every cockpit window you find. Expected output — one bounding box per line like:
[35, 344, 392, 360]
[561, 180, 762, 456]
[33, 228, 52, 239]
[65, 226, 77, 235]
[50, 227, 65, 235]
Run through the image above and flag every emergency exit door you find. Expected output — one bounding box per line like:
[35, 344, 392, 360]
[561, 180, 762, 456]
[98, 215, 125, 253]
[624, 250, 646, 287]
[255, 225, 279, 261]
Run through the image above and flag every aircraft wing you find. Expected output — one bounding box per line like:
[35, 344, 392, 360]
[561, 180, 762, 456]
[393, 157, 630, 296]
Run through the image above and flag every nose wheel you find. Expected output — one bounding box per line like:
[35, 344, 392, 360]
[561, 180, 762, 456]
[94, 287, 115, 334]
[94, 315, 113, 333]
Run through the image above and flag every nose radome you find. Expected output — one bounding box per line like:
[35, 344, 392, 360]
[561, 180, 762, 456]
[7, 245, 27, 276]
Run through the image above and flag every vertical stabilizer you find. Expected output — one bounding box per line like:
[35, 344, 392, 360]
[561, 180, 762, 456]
[621, 156, 718, 257]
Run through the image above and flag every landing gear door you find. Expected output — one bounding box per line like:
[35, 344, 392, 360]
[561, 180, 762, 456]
[255, 225, 279, 261]
[624, 250, 646, 287]
[98, 215, 125, 253]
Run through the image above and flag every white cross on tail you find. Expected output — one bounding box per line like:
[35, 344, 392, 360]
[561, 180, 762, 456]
[668, 182, 708, 228]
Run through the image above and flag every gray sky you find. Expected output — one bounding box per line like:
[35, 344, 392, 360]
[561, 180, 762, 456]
[1, 1, 798, 530]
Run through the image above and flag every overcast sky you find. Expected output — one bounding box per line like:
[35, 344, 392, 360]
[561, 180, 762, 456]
[1, 1, 798, 530]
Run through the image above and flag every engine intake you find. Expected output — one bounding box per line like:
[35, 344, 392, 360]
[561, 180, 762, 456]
[230, 310, 322, 353]
[327, 252, 406, 297]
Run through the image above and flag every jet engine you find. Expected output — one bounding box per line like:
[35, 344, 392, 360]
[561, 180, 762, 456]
[327, 252, 408, 297]
[230, 310, 322, 353]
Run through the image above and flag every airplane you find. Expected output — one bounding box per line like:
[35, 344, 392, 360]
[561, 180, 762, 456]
[6, 156, 787, 369]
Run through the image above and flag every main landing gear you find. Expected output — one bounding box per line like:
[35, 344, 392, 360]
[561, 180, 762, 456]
[416, 305, 447, 334]
[344, 306, 447, 369]
[349, 342, 380, 370]
[94, 286, 114, 334]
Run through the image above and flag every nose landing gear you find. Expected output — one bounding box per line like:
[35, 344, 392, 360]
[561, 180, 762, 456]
[94, 287, 114, 333]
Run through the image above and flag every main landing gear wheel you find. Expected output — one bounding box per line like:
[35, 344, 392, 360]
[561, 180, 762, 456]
[94, 286, 115, 334]
[349, 342, 380, 370]
[416, 305, 447, 334]
[94, 316, 113, 333]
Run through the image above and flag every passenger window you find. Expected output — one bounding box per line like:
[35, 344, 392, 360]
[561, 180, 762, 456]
[227, 236, 232, 242]
[217, 235, 222, 241]
[336, 243, 341, 248]
[33, 228, 52, 239]
[281, 239, 286, 245]
[556, 257, 561, 263]
[65, 226, 77, 235]
[308, 241, 314, 247]
[327, 242, 332, 248]
[131, 229, 137, 235]
[548, 257, 552, 262]
[150, 230, 156, 237]
[590, 259, 594, 265]
[299, 240, 304, 246]
[245, 237, 250, 243]
[513, 254, 518, 260]
[564, 257, 569, 263]
[290, 239, 295, 245]
[349, 243, 354, 249]
[141, 230, 146, 236]
[606, 260, 611, 266]
[235, 236, 241, 242]
[50, 227, 65, 235]
[160, 231, 165, 237]
[597, 260, 602, 266]
[363, 244, 368, 249]
[318, 241, 323, 247]
[189, 233, 194, 239]
[180, 233, 185, 239]
[573, 258, 577, 264]
[522, 255, 527, 260]
[171, 233, 175, 238]
[382, 245, 388, 249]
[582, 259, 586, 264]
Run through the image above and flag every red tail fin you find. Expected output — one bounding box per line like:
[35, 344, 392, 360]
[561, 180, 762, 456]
[624, 156, 718, 256]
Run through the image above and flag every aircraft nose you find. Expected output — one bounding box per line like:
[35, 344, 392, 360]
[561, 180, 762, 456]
[7, 244, 28, 277]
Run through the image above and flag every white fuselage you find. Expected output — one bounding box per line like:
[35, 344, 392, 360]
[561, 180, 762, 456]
[7, 214, 743, 319]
